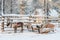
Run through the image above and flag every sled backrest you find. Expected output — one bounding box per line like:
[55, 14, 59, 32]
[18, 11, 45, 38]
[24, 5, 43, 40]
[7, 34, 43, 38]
[44, 23, 55, 28]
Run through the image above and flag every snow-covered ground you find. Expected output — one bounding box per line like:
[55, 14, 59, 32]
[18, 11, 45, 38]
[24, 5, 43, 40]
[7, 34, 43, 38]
[0, 27, 60, 40]
[0, 23, 60, 40]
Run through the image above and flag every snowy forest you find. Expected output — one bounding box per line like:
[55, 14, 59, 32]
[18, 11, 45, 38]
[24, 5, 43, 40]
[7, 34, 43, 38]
[0, 0, 60, 40]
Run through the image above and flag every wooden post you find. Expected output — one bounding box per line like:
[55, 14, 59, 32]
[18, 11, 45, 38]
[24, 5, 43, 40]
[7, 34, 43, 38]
[1, 17, 4, 32]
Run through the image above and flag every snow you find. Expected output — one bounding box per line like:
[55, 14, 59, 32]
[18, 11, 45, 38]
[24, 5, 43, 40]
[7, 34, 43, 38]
[49, 9, 59, 17]
[0, 28, 60, 40]
[31, 9, 44, 17]
[0, 24, 60, 40]
[2, 14, 29, 17]
[0, 9, 60, 40]
[2, 9, 59, 18]
[35, 9, 44, 16]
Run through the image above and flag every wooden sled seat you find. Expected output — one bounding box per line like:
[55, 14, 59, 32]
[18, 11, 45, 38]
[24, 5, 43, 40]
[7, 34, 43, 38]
[40, 23, 55, 34]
